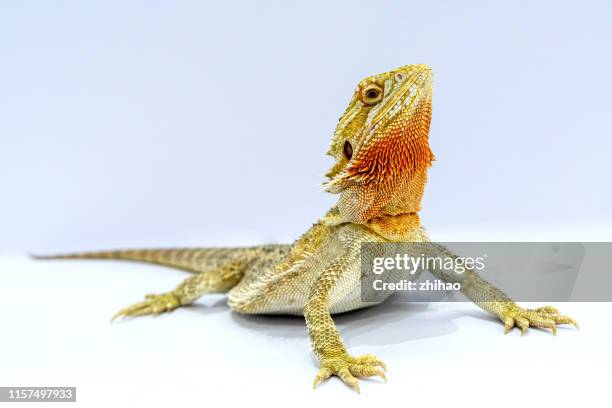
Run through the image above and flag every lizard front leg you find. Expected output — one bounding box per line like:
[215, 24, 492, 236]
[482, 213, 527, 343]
[304, 249, 386, 393]
[426, 244, 578, 335]
[112, 260, 245, 320]
[460, 272, 578, 335]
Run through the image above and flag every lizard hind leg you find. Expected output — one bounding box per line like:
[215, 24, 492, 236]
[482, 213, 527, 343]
[112, 261, 245, 321]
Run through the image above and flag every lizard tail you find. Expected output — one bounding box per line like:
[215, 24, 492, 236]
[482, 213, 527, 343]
[31, 247, 251, 274]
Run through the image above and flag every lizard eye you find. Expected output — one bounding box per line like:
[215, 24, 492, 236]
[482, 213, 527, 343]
[360, 84, 383, 106]
[343, 141, 353, 160]
[366, 89, 379, 99]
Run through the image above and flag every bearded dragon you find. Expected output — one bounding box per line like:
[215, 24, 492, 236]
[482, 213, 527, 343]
[36, 64, 578, 393]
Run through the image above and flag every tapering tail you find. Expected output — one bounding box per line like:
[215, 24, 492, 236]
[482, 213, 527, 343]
[31, 247, 252, 274]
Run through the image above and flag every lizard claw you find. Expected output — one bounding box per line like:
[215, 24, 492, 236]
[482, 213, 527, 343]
[313, 367, 332, 389]
[111, 292, 181, 321]
[500, 304, 578, 335]
[313, 353, 387, 392]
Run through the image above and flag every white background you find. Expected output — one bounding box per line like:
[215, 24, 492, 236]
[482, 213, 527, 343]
[1, 1, 611, 406]
[1, 0, 611, 251]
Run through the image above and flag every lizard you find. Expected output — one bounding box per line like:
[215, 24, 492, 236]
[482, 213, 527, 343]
[35, 64, 578, 393]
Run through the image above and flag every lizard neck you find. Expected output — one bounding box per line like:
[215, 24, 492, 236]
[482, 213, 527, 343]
[321, 169, 428, 241]
[321, 209, 421, 242]
[364, 212, 421, 241]
[362, 170, 428, 241]
[377, 169, 428, 217]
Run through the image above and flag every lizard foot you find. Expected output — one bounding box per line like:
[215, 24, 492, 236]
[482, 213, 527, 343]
[111, 292, 181, 321]
[501, 304, 578, 335]
[313, 353, 387, 393]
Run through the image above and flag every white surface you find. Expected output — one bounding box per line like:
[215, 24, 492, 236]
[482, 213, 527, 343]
[0, 253, 609, 407]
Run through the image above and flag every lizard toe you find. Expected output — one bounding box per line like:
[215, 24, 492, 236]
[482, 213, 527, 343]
[313, 353, 386, 392]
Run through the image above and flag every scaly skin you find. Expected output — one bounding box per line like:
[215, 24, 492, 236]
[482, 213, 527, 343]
[36, 64, 577, 393]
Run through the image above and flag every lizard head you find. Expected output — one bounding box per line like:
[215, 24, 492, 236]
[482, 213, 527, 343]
[324, 64, 435, 224]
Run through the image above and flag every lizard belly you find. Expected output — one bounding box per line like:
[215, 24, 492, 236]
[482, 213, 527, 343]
[227, 222, 392, 316]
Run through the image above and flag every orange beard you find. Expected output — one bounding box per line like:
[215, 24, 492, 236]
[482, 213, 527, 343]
[337, 99, 435, 225]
